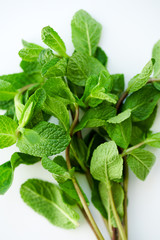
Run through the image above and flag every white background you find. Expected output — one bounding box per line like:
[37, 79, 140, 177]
[0, 0, 160, 239]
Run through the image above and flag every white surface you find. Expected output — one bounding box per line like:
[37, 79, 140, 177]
[0, 0, 160, 239]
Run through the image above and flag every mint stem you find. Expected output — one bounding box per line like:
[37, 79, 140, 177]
[66, 105, 105, 240]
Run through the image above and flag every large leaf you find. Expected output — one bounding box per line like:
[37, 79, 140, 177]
[106, 110, 132, 149]
[127, 59, 154, 93]
[74, 102, 116, 132]
[99, 182, 124, 227]
[122, 85, 160, 122]
[90, 141, 123, 183]
[17, 121, 70, 157]
[20, 179, 79, 229]
[127, 149, 155, 180]
[0, 80, 17, 101]
[0, 115, 18, 148]
[71, 10, 102, 56]
[41, 26, 67, 57]
[67, 52, 105, 86]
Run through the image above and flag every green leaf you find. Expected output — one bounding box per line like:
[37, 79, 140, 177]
[17, 121, 70, 157]
[42, 58, 67, 78]
[42, 95, 70, 131]
[38, 48, 55, 65]
[127, 59, 154, 93]
[22, 40, 43, 49]
[94, 47, 108, 66]
[90, 141, 123, 182]
[0, 115, 18, 148]
[127, 149, 155, 180]
[71, 10, 102, 56]
[43, 77, 75, 105]
[145, 132, 160, 148]
[19, 48, 43, 62]
[74, 102, 116, 132]
[67, 52, 105, 86]
[19, 88, 46, 128]
[0, 153, 40, 194]
[41, 26, 67, 57]
[111, 74, 125, 96]
[0, 80, 17, 101]
[106, 110, 132, 149]
[20, 179, 79, 229]
[0, 162, 13, 194]
[130, 126, 145, 146]
[91, 180, 108, 219]
[122, 84, 160, 121]
[20, 61, 41, 74]
[99, 182, 124, 227]
[152, 40, 160, 78]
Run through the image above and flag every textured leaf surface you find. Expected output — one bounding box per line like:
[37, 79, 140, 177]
[0, 80, 17, 101]
[0, 116, 18, 148]
[19, 48, 43, 62]
[42, 58, 67, 78]
[127, 59, 154, 93]
[127, 149, 155, 180]
[74, 102, 116, 132]
[41, 26, 67, 57]
[67, 52, 105, 86]
[99, 182, 124, 227]
[0, 162, 13, 194]
[90, 141, 123, 182]
[111, 74, 125, 96]
[20, 61, 41, 74]
[146, 132, 160, 148]
[122, 85, 160, 122]
[17, 121, 70, 157]
[71, 10, 102, 56]
[20, 179, 79, 229]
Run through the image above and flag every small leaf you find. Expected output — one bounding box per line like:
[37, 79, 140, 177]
[122, 85, 160, 122]
[74, 102, 116, 132]
[90, 141, 123, 183]
[41, 26, 67, 57]
[0, 80, 17, 101]
[17, 121, 70, 157]
[111, 74, 125, 96]
[20, 179, 79, 229]
[99, 182, 124, 227]
[42, 95, 70, 130]
[106, 110, 132, 149]
[146, 132, 160, 148]
[0, 162, 13, 194]
[71, 10, 102, 56]
[127, 149, 155, 180]
[42, 58, 67, 78]
[127, 59, 154, 93]
[22, 40, 43, 49]
[94, 47, 108, 66]
[67, 52, 105, 86]
[0, 115, 18, 148]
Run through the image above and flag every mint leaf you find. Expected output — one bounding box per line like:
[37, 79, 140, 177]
[0, 115, 18, 148]
[22, 40, 43, 49]
[127, 149, 155, 180]
[41, 26, 68, 57]
[99, 182, 124, 227]
[111, 74, 125, 96]
[71, 10, 102, 56]
[152, 40, 160, 78]
[0, 80, 17, 101]
[106, 110, 132, 149]
[94, 47, 108, 66]
[130, 126, 145, 146]
[122, 85, 160, 121]
[42, 58, 67, 78]
[20, 61, 41, 74]
[127, 59, 154, 93]
[0, 162, 13, 194]
[146, 132, 160, 148]
[67, 52, 105, 86]
[19, 88, 46, 128]
[42, 95, 70, 130]
[17, 121, 70, 157]
[43, 77, 75, 105]
[38, 48, 55, 65]
[90, 141, 123, 182]
[20, 179, 79, 229]
[19, 48, 43, 62]
[74, 102, 116, 132]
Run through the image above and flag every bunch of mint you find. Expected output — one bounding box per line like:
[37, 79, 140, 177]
[1, 9, 160, 240]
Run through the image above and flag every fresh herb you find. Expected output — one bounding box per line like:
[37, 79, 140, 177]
[1, 9, 160, 240]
